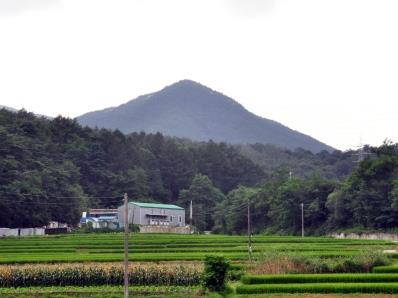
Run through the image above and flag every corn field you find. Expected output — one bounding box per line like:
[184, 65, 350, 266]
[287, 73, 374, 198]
[0, 263, 201, 287]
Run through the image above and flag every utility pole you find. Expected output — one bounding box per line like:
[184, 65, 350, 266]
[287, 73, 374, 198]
[301, 202, 304, 238]
[189, 200, 193, 226]
[353, 137, 371, 163]
[123, 193, 129, 298]
[248, 199, 252, 262]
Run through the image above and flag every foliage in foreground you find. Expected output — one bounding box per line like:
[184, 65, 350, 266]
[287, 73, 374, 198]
[202, 255, 230, 292]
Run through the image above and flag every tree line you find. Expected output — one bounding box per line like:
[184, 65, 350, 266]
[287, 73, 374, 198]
[1, 109, 397, 235]
[211, 141, 398, 234]
[0, 109, 263, 227]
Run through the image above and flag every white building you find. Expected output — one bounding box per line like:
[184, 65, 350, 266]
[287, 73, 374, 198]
[118, 202, 185, 228]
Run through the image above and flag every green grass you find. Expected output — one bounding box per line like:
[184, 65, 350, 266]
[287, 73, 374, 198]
[236, 283, 398, 294]
[0, 233, 392, 264]
[0, 233, 397, 295]
[0, 285, 201, 298]
[373, 265, 398, 273]
[241, 273, 398, 284]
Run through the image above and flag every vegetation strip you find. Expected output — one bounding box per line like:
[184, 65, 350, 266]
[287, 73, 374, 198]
[0, 234, 392, 264]
[0, 264, 201, 287]
[373, 265, 398, 273]
[236, 283, 398, 294]
[242, 274, 398, 284]
[0, 285, 201, 295]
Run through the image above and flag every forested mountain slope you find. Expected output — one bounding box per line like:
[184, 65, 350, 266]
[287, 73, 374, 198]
[215, 142, 398, 235]
[236, 143, 357, 181]
[0, 109, 263, 227]
[77, 80, 333, 153]
[3, 109, 394, 235]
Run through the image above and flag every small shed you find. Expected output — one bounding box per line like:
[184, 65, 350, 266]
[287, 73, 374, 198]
[118, 202, 185, 228]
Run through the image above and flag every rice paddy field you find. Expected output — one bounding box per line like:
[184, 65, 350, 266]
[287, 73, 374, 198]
[0, 233, 394, 263]
[1, 233, 398, 297]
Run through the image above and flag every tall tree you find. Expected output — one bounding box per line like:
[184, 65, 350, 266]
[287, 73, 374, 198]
[179, 174, 225, 231]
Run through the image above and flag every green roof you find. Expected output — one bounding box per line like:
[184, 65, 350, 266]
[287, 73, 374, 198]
[129, 202, 184, 210]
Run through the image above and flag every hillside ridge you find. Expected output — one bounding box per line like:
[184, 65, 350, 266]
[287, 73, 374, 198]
[77, 80, 334, 152]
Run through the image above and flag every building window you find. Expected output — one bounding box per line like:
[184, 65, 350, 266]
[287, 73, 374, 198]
[179, 216, 182, 223]
[170, 216, 173, 222]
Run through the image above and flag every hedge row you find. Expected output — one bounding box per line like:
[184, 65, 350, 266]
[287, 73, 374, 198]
[241, 273, 398, 284]
[236, 283, 398, 294]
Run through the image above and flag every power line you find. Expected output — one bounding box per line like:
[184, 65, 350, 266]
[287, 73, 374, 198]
[0, 195, 124, 207]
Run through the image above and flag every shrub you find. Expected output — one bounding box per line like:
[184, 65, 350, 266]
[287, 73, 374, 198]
[202, 255, 230, 292]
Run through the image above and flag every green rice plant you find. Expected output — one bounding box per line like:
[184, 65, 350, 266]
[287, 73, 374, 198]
[0, 233, 394, 265]
[373, 265, 398, 273]
[0, 285, 202, 297]
[236, 283, 398, 294]
[241, 273, 398, 284]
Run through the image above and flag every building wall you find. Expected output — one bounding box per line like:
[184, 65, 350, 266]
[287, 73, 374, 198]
[118, 204, 141, 227]
[0, 228, 18, 237]
[0, 228, 45, 237]
[139, 225, 192, 234]
[135, 206, 185, 226]
[118, 204, 185, 228]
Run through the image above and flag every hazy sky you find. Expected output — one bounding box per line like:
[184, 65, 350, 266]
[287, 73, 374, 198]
[0, 0, 397, 150]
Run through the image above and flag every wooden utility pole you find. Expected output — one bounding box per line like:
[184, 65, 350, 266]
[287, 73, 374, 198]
[123, 193, 129, 298]
[301, 202, 304, 238]
[189, 200, 193, 226]
[248, 200, 252, 262]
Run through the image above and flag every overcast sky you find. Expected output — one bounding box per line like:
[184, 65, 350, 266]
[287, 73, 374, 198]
[0, 0, 397, 150]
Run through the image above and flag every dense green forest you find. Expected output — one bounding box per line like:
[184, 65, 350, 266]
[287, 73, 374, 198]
[236, 143, 357, 180]
[215, 141, 398, 235]
[1, 109, 397, 235]
[0, 109, 263, 227]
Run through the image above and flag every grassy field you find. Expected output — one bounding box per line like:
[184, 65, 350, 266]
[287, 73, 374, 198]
[0, 233, 392, 264]
[0, 233, 397, 297]
[1, 286, 398, 298]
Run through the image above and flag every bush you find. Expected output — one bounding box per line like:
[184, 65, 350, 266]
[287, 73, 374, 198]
[202, 255, 230, 292]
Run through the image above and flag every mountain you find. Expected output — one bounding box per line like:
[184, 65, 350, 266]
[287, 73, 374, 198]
[0, 105, 51, 119]
[77, 80, 334, 152]
[0, 105, 17, 112]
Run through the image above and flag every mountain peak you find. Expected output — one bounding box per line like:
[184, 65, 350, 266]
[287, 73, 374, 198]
[173, 79, 201, 86]
[163, 79, 212, 93]
[77, 81, 334, 152]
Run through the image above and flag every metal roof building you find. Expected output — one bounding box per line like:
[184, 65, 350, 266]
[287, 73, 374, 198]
[118, 202, 185, 228]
